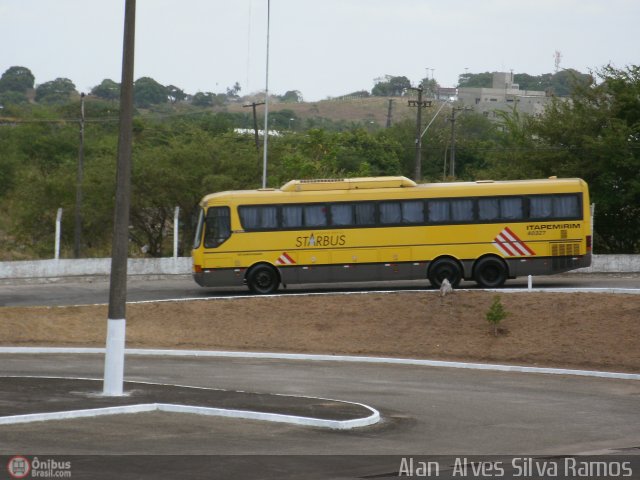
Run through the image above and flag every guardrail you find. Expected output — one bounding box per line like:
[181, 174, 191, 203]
[0, 255, 638, 281]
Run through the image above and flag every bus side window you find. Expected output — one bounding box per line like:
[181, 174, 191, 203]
[204, 207, 231, 248]
[402, 200, 424, 223]
[380, 202, 402, 224]
[330, 204, 353, 226]
[428, 200, 450, 223]
[530, 196, 553, 219]
[304, 204, 327, 227]
[239, 205, 277, 230]
[501, 197, 523, 219]
[554, 195, 580, 218]
[451, 199, 474, 221]
[355, 202, 376, 225]
[478, 198, 499, 220]
[479, 197, 523, 221]
[282, 205, 303, 228]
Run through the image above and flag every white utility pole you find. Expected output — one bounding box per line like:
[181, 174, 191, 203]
[261, 0, 271, 189]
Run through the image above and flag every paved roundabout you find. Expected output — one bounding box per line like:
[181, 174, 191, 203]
[1, 277, 639, 478]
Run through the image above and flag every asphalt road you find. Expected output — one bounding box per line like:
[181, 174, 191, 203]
[2, 272, 640, 307]
[1, 354, 639, 456]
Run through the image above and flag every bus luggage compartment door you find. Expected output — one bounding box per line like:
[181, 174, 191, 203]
[298, 250, 331, 284]
[331, 249, 379, 283]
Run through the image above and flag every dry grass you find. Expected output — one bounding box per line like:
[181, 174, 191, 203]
[1, 291, 639, 372]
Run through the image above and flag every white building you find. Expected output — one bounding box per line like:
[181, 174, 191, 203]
[457, 72, 553, 120]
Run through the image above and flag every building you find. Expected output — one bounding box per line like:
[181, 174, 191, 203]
[436, 87, 458, 101]
[457, 72, 553, 120]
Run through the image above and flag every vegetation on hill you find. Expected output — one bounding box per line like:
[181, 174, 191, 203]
[458, 69, 592, 96]
[0, 64, 638, 259]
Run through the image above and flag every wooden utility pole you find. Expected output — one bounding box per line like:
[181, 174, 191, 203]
[385, 98, 393, 128]
[243, 101, 265, 150]
[262, 0, 271, 189]
[104, 0, 136, 397]
[74, 92, 85, 258]
[407, 86, 431, 182]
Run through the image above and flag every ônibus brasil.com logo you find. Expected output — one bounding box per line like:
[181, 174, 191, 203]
[7, 455, 72, 478]
[7, 456, 30, 479]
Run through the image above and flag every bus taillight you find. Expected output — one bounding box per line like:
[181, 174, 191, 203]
[194, 264, 203, 273]
[586, 235, 592, 251]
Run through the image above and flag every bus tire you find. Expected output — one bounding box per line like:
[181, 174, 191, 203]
[428, 258, 462, 289]
[473, 257, 508, 288]
[247, 265, 280, 294]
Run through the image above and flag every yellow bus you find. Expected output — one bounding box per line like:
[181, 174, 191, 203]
[192, 176, 591, 293]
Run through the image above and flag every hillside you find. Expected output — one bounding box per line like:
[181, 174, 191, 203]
[222, 96, 418, 126]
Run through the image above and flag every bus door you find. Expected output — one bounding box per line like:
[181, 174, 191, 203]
[202, 205, 233, 269]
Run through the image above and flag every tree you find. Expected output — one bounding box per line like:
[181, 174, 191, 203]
[419, 78, 440, 98]
[35, 78, 77, 104]
[269, 109, 297, 130]
[529, 65, 640, 252]
[448, 112, 497, 180]
[0, 66, 35, 93]
[166, 85, 186, 103]
[457, 72, 492, 88]
[486, 295, 508, 336]
[191, 91, 226, 107]
[467, 106, 538, 180]
[372, 75, 411, 96]
[91, 79, 120, 101]
[133, 77, 168, 107]
[0, 90, 29, 105]
[271, 128, 402, 185]
[279, 90, 303, 103]
[476, 65, 640, 253]
[225, 81, 241, 100]
[191, 91, 214, 107]
[547, 69, 591, 96]
[458, 70, 591, 95]
[513, 73, 546, 91]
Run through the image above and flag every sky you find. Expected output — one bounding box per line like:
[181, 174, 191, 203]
[1, 0, 638, 102]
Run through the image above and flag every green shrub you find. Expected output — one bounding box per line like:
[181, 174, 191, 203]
[486, 295, 508, 336]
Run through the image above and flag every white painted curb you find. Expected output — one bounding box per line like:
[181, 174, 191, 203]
[0, 404, 156, 426]
[0, 376, 380, 430]
[1, 347, 639, 381]
[0, 402, 380, 430]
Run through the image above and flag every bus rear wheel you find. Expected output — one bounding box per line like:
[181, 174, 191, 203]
[428, 258, 462, 289]
[247, 265, 280, 294]
[473, 257, 507, 288]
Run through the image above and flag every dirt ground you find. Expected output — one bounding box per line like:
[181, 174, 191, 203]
[1, 291, 639, 373]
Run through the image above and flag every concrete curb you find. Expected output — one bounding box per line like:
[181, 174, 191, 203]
[0, 375, 380, 430]
[0, 402, 380, 430]
[2, 347, 638, 381]
[120, 286, 640, 307]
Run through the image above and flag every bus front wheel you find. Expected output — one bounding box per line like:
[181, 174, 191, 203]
[473, 257, 507, 288]
[247, 265, 280, 294]
[428, 258, 462, 289]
